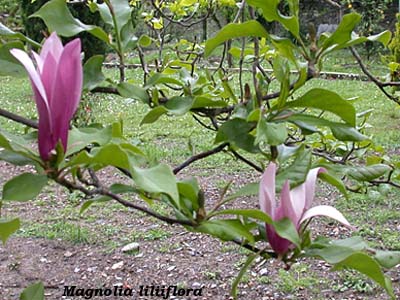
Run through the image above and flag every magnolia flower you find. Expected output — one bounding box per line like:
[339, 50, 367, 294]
[259, 162, 353, 255]
[11, 33, 82, 161]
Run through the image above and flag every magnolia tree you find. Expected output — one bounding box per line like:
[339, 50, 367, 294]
[0, 0, 400, 299]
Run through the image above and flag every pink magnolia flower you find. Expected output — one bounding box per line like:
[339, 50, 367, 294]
[259, 162, 353, 255]
[11, 32, 82, 161]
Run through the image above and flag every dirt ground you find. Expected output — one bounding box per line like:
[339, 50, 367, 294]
[0, 162, 399, 300]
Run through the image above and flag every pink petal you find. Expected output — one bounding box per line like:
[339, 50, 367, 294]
[10, 49, 48, 106]
[40, 32, 63, 63]
[277, 180, 299, 226]
[266, 224, 292, 255]
[50, 38, 82, 150]
[289, 183, 306, 225]
[259, 162, 277, 217]
[300, 205, 355, 230]
[304, 167, 326, 209]
[10, 48, 54, 160]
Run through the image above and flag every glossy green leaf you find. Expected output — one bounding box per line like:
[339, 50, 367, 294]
[286, 89, 356, 126]
[226, 182, 259, 201]
[83, 55, 105, 91]
[0, 130, 41, 163]
[0, 149, 35, 166]
[318, 171, 348, 198]
[247, 0, 299, 37]
[255, 119, 287, 146]
[375, 250, 400, 269]
[131, 164, 180, 206]
[2, 173, 47, 202]
[138, 34, 152, 47]
[215, 119, 259, 153]
[141, 106, 168, 125]
[0, 218, 20, 244]
[20, 282, 44, 300]
[0, 41, 26, 77]
[191, 96, 228, 109]
[346, 164, 391, 182]
[97, 0, 131, 32]
[194, 219, 255, 243]
[0, 22, 41, 48]
[320, 13, 361, 50]
[145, 73, 183, 87]
[286, 114, 367, 141]
[118, 82, 150, 104]
[334, 253, 394, 297]
[273, 218, 300, 248]
[32, 0, 109, 43]
[276, 146, 311, 189]
[66, 125, 114, 156]
[205, 20, 268, 57]
[210, 209, 272, 224]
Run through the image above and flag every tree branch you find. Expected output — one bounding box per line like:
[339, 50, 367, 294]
[0, 108, 38, 129]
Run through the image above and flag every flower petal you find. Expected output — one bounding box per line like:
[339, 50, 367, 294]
[300, 205, 355, 230]
[10, 49, 48, 105]
[289, 182, 306, 225]
[50, 38, 82, 150]
[40, 32, 63, 63]
[266, 224, 292, 255]
[277, 180, 299, 226]
[259, 162, 277, 217]
[304, 167, 326, 209]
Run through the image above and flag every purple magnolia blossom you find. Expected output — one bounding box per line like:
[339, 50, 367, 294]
[259, 162, 353, 255]
[11, 32, 82, 161]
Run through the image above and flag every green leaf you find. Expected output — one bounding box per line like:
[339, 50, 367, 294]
[215, 119, 259, 153]
[97, 0, 131, 33]
[66, 125, 114, 156]
[320, 13, 361, 51]
[131, 164, 180, 207]
[68, 143, 143, 171]
[83, 55, 105, 91]
[286, 114, 367, 141]
[138, 34, 152, 47]
[375, 250, 400, 269]
[231, 252, 259, 299]
[0, 22, 41, 48]
[2, 173, 47, 202]
[20, 282, 44, 300]
[286, 88, 356, 126]
[164, 96, 194, 115]
[226, 182, 259, 201]
[145, 73, 183, 87]
[334, 253, 394, 297]
[141, 106, 168, 125]
[191, 96, 228, 109]
[247, 0, 299, 37]
[210, 209, 272, 224]
[273, 217, 301, 248]
[205, 20, 268, 57]
[32, 0, 109, 43]
[346, 164, 391, 182]
[0, 218, 20, 244]
[318, 171, 348, 199]
[194, 219, 255, 243]
[117, 82, 150, 104]
[0, 149, 35, 166]
[276, 146, 311, 189]
[0, 41, 26, 77]
[255, 118, 287, 146]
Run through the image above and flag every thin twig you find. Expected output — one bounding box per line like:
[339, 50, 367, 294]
[0, 108, 38, 129]
[173, 143, 229, 174]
